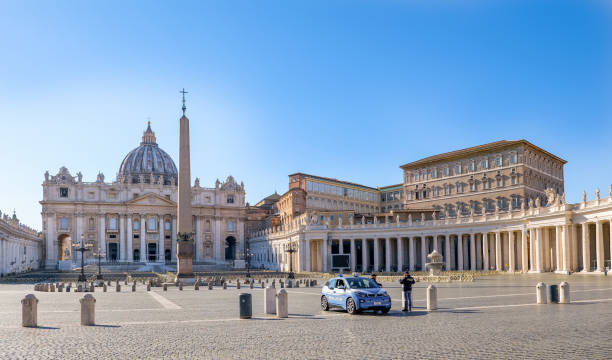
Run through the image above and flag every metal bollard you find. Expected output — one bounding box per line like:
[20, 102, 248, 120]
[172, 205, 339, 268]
[239, 293, 252, 319]
[21, 294, 38, 327]
[236, 280, 241, 290]
[264, 287, 276, 315]
[58, 284, 64, 292]
[223, 282, 227, 290]
[261, 283, 265, 289]
[276, 289, 288, 318]
[250, 282, 254, 289]
[163, 284, 168, 291]
[427, 285, 437, 311]
[116, 284, 121, 292]
[559, 282, 570, 304]
[80, 294, 96, 326]
[131, 284, 136, 292]
[536, 282, 547, 304]
[90, 284, 95, 292]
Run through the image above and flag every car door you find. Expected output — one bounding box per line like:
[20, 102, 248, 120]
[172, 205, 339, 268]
[333, 279, 348, 308]
[324, 279, 337, 305]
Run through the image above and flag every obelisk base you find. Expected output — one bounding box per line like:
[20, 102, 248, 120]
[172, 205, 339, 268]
[176, 241, 194, 278]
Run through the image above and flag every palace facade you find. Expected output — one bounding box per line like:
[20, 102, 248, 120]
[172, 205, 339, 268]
[40, 123, 252, 270]
[248, 140, 612, 275]
[0, 211, 42, 276]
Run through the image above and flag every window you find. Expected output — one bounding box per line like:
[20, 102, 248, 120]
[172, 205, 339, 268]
[496, 177, 502, 188]
[165, 221, 171, 231]
[88, 192, 94, 199]
[227, 195, 234, 204]
[148, 218, 156, 231]
[510, 153, 517, 164]
[60, 187, 68, 198]
[443, 167, 449, 176]
[133, 220, 140, 230]
[456, 183, 462, 193]
[88, 218, 95, 230]
[497, 199, 503, 210]
[512, 197, 519, 209]
[483, 200, 489, 212]
[60, 216, 68, 230]
[455, 164, 461, 175]
[496, 156, 502, 167]
[511, 176, 517, 185]
[469, 182, 475, 192]
[228, 220, 234, 232]
[109, 217, 117, 230]
[469, 161, 475, 172]
[444, 184, 449, 196]
[431, 169, 437, 179]
[481, 159, 488, 169]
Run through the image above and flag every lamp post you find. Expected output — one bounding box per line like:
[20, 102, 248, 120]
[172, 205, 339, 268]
[72, 234, 93, 282]
[244, 240, 253, 278]
[92, 247, 106, 280]
[284, 242, 297, 279]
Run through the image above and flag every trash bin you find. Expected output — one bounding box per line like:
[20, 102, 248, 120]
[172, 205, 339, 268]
[546, 284, 559, 303]
[239, 293, 252, 319]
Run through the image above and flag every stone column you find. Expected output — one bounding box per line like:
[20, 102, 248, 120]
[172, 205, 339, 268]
[361, 239, 368, 271]
[214, 217, 221, 261]
[596, 220, 604, 272]
[126, 216, 133, 262]
[75, 214, 83, 264]
[582, 223, 590, 272]
[119, 215, 126, 262]
[409, 237, 415, 271]
[521, 229, 528, 272]
[572, 224, 579, 271]
[99, 214, 106, 260]
[508, 231, 515, 272]
[45, 214, 57, 269]
[495, 231, 502, 271]
[483, 233, 489, 270]
[457, 235, 464, 271]
[322, 239, 328, 272]
[470, 234, 476, 271]
[397, 238, 404, 272]
[535, 227, 543, 272]
[140, 214, 146, 262]
[543, 227, 550, 271]
[385, 238, 391, 272]
[555, 226, 561, 272]
[420, 236, 427, 271]
[529, 228, 535, 271]
[562, 225, 570, 272]
[445, 235, 451, 270]
[171, 217, 177, 261]
[158, 216, 164, 262]
[373, 239, 380, 272]
[350, 239, 356, 272]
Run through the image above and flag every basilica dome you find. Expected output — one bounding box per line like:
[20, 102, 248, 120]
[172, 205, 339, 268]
[118, 122, 177, 185]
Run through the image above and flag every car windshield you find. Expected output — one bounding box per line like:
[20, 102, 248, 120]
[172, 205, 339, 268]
[345, 277, 379, 289]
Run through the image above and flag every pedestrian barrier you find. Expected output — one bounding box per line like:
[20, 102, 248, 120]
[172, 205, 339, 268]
[536, 282, 547, 304]
[559, 282, 570, 304]
[276, 289, 288, 318]
[21, 294, 38, 328]
[80, 294, 96, 326]
[427, 285, 437, 311]
[264, 287, 276, 315]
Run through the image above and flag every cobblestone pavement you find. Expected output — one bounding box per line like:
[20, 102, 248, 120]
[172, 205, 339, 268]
[1, 274, 612, 359]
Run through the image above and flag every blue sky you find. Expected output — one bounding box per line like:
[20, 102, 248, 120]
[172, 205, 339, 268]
[0, 0, 610, 228]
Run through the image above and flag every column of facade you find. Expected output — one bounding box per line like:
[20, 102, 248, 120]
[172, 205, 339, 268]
[397, 238, 404, 272]
[408, 237, 415, 271]
[571, 224, 579, 271]
[470, 234, 476, 271]
[171, 217, 177, 261]
[535, 227, 543, 272]
[158, 216, 164, 262]
[98, 214, 106, 261]
[562, 224, 570, 272]
[476, 234, 483, 270]
[373, 239, 380, 272]
[195, 216, 201, 261]
[385, 238, 391, 272]
[482, 233, 490, 271]
[495, 231, 502, 271]
[543, 227, 551, 271]
[139, 214, 146, 262]
[119, 215, 126, 262]
[322, 238, 328, 272]
[596, 220, 604, 272]
[75, 214, 83, 264]
[508, 231, 515, 272]
[350, 239, 356, 272]
[581, 223, 590, 272]
[420, 237, 427, 271]
[361, 239, 368, 272]
[457, 235, 464, 271]
[214, 217, 222, 261]
[554, 226, 561, 272]
[126, 216, 133, 262]
[444, 235, 451, 270]
[521, 229, 528, 272]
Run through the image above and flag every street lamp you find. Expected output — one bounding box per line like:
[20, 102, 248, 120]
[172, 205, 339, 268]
[72, 234, 93, 282]
[92, 247, 106, 280]
[244, 240, 253, 278]
[284, 242, 297, 279]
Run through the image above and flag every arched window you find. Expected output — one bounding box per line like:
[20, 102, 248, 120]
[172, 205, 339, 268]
[228, 220, 234, 232]
[109, 217, 117, 230]
[133, 220, 140, 230]
[148, 217, 156, 231]
[165, 221, 171, 231]
[60, 217, 68, 230]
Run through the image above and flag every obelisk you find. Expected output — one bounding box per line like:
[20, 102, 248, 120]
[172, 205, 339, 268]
[176, 88, 194, 278]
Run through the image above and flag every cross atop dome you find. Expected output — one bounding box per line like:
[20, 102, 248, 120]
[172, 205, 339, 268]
[141, 121, 157, 145]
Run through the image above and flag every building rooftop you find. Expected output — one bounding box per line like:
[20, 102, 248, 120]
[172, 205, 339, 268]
[400, 139, 567, 169]
[289, 172, 379, 191]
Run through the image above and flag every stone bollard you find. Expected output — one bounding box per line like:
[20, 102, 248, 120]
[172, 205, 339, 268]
[239, 293, 252, 319]
[305, 280, 310, 288]
[132, 284, 136, 292]
[221, 282, 226, 290]
[77, 284, 83, 293]
[125, 279, 128, 285]
[179, 282, 183, 291]
[58, 284, 64, 292]
[236, 280, 241, 290]
[536, 282, 547, 304]
[295, 281, 299, 288]
[50, 284, 55, 292]
[103, 283, 107, 292]
[208, 283, 213, 290]
[66, 284, 71, 292]
[271, 280, 275, 288]
[559, 282, 570, 304]
[264, 287, 276, 315]
[107, 280, 111, 286]
[250, 282, 254, 289]
[116, 283, 121, 292]
[163, 284, 168, 291]
[80, 294, 96, 326]
[194, 283, 199, 291]
[427, 285, 437, 311]
[280, 280, 284, 288]
[276, 289, 288, 318]
[21, 294, 38, 327]
[261, 283, 265, 289]
[90, 284, 95, 292]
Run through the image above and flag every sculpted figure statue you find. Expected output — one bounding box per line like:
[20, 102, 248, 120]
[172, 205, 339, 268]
[560, 193, 565, 205]
[408, 214, 412, 224]
[194, 177, 200, 188]
[349, 215, 354, 225]
[77, 172, 83, 183]
[396, 215, 400, 224]
[582, 191, 587, 203]
[596, 188, 600, 200]
[535, 197, 541, 208]
[44, 170, 49, 182]
[361, 216, 365, 225]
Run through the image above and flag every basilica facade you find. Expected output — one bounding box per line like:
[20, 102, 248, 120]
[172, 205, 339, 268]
[40, 123, 249, 270]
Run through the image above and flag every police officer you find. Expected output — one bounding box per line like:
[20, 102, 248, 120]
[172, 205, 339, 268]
[371, 274, 382, 287]
[399, 271, 415, 312]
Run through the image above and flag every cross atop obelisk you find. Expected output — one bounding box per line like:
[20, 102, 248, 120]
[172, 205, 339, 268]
[176, 88, 194, 278]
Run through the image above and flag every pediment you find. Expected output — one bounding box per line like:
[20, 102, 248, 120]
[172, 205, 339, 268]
[127, 193, 176, 206]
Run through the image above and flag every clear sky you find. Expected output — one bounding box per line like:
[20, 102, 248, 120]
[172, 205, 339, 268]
[0, 0, 610, 228]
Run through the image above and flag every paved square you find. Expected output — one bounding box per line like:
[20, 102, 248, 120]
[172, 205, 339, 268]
[1, 275, 611, 359]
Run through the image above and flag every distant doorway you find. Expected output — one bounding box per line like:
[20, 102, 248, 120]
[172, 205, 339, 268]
[108, 243, 118, 261]
[225, 236, 236, 260]
[165, 249, 171, 262]
[57, 234, 72, 260]
[148, 243, 157, 262]
[133, 249, 140, 262]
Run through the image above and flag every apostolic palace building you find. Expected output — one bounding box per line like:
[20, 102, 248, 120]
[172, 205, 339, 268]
[27, 108, 612, 277]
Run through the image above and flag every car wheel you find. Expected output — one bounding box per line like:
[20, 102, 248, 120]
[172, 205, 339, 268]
[381, 307, 390, 314]
[346, 298, 357, 315]
[321, 296, 329, 311]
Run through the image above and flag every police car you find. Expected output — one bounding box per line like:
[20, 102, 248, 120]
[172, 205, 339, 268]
[321, 274, 391, 315]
